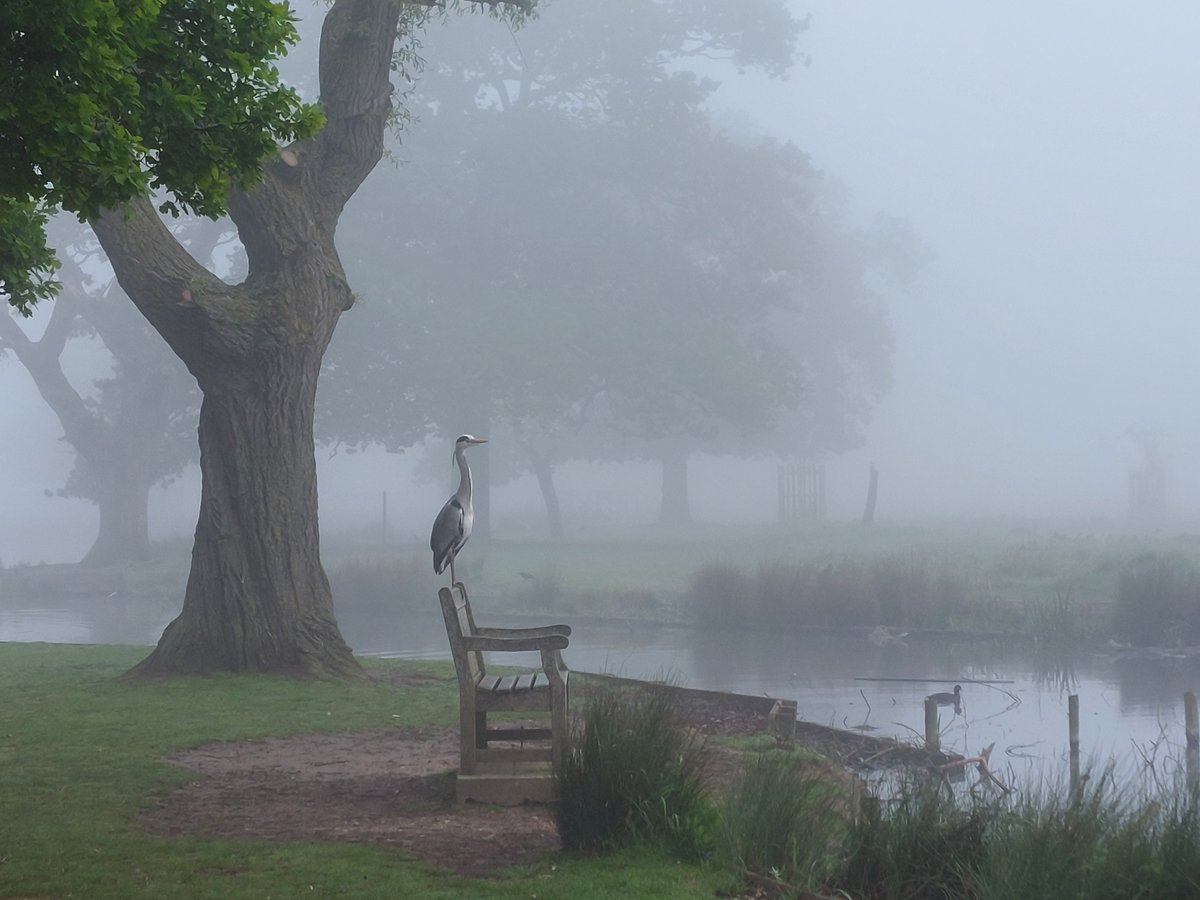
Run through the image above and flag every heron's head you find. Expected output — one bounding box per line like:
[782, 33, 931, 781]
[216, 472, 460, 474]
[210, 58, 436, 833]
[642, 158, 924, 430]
[455, 434, 488, 450]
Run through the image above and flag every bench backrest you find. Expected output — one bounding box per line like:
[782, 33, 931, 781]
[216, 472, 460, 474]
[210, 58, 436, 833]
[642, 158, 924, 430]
[438, 587, 485, 686]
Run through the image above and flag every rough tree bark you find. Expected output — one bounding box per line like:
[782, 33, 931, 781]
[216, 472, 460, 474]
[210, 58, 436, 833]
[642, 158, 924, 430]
[90, 0, 410, 677]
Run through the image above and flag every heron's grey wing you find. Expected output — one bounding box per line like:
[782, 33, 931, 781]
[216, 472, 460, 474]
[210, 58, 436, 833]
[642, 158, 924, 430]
[430, 498, 465, 573]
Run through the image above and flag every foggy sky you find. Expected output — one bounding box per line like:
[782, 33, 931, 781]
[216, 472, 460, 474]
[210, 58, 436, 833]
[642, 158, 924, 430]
[4, 1, 1200, 563]
[727, 2, 1200, 517]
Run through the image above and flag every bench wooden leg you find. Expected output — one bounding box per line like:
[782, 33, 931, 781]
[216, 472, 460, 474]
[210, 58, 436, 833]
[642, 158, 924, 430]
[459, 697, 477, 774]
[551, 691, 568, 769]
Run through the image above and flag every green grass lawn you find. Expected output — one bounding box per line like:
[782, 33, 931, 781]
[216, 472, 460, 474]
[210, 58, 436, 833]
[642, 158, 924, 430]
[0, 643, 722, 899]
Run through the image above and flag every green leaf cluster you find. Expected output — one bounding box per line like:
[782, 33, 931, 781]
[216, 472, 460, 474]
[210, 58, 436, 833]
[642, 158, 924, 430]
[0, 197, 60, 312]
[0, 0, 324, 313]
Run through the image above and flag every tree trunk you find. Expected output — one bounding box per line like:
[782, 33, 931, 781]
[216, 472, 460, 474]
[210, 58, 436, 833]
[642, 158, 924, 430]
[130, 346, 359, 676]
[659, 449, 692, 526]
[81, 340, 185, 567]
[530, 453, 564, 540]
[81, 457, 153, 567]
[93, 184, 366, 677]
[91, 0, 429, 677]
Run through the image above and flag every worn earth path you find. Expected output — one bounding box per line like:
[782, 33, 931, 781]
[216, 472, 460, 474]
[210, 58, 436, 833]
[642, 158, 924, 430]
[141, 670, 931, 877]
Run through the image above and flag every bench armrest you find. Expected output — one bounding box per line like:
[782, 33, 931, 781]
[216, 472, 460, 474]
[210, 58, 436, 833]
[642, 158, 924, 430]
[462, 633, 569, 653]
[475, 624, 572, 639]
[541, 647, 569, 682]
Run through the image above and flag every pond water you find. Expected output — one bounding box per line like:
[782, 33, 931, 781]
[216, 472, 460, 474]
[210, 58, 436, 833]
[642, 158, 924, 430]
[6, 597, 1200, 790]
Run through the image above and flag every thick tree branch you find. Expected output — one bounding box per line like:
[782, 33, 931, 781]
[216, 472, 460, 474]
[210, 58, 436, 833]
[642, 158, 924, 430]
[311, 0, 405, 214]
[0, 297, 101, 452]
[90, 199, 244, 374]
[311, 0, 533, 212]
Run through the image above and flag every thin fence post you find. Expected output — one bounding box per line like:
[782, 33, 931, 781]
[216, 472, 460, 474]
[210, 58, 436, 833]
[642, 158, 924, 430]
[1185, 691, 1198, 793]
[924, 697, 939, 752]
[1068, 694, 1080, 792]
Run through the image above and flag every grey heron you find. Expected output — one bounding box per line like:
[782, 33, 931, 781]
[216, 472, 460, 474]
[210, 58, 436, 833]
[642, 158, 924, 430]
[430, 434, 487, 586]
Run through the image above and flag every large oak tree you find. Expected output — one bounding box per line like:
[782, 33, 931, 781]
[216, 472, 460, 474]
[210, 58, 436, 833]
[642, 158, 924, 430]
[2, 0, 529, 676]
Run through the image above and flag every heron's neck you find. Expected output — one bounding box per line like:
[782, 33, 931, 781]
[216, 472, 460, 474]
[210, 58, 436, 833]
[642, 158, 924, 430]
[454, 448, 472, 501]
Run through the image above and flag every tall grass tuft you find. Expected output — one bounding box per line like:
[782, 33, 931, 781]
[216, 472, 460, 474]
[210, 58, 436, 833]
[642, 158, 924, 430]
[975, 772, 1200, 900]
[1030, 587, 1079, 645]
[718, 748, 850, 893]
[555, 685, 714, 857]
[836, 777, 987, 900]
[825, 770, 1200, 900]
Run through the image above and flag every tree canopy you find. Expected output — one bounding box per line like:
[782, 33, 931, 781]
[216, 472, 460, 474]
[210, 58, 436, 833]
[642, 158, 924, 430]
[0, 0, 322, 312]
[322, 1, 904, 531]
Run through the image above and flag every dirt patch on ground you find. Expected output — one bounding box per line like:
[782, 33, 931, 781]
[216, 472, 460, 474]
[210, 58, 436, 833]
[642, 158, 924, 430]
[141, 672, 933, 877]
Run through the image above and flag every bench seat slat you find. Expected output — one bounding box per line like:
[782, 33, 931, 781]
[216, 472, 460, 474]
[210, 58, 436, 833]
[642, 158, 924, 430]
[493, 675, 520, 693]
[514, 673, 536, 692]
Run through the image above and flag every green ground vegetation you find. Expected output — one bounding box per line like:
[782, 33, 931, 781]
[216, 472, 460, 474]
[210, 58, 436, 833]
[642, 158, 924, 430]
[0, 644, 722, 899]
[5, 643, 1200, 899]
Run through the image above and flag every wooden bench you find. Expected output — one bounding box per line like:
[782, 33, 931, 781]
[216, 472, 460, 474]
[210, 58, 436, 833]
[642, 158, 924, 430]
[438, 583, 570, 803]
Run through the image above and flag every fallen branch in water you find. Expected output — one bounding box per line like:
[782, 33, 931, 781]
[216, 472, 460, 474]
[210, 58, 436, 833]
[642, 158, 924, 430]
[936, 742, 1012, 793]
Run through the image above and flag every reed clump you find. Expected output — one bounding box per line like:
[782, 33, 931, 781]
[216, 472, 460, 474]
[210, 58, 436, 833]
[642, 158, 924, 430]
[689, 555, 967, 630]
[717, 747, 851, 893]
[554, 685, 714, 857]
[1112, 552, 1200, 646]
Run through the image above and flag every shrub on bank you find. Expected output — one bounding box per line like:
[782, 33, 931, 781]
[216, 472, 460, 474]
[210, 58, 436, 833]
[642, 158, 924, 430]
[1112, 553, 1200, 646]
[688, 561, 752, 628]
[555, 686, 714, 857]
[718, 748, 849, 893]
[689, 555, 967, 631]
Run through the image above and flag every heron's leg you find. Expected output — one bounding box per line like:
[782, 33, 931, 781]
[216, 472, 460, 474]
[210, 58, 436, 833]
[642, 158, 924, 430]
[448, 551, 457, 587]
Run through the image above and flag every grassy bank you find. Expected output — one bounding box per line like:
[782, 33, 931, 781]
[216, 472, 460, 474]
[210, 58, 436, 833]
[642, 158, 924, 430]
[0, 644, 720, 899]
[6, 643, 1200, 898]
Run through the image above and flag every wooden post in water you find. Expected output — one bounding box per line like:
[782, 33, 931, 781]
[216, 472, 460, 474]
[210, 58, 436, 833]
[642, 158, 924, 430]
[924, 697, 939, 752]
[1068, 694, 1080, 792]
[1185, 691, 1198, 792]
[381, 491, 388, 545]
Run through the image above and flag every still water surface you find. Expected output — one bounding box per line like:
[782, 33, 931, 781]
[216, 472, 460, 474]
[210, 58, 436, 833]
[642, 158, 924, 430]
[6, 598, 1199, 788]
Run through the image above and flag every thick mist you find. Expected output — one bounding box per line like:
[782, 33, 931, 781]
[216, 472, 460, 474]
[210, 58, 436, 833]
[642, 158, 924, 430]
[4, 1, 1200, 566]
[723, 2, 1200, 518]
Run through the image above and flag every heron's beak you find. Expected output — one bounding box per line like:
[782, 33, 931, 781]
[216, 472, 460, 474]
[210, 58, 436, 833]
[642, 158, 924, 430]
[470, 438, 488, 445]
